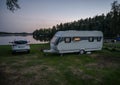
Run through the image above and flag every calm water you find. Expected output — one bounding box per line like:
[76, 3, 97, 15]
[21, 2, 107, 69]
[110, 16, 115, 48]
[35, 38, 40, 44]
[0, 35, 48, 45]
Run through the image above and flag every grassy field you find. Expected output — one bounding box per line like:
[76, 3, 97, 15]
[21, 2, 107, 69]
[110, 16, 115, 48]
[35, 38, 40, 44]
[0, 43, 120, 85]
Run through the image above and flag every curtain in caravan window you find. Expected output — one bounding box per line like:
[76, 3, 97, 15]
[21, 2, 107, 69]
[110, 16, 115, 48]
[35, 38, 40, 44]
[73, 37, 80, 41]
[88, 37, 94, 42]
[97, 37, 102, 42]
[64, 37, 71, 43]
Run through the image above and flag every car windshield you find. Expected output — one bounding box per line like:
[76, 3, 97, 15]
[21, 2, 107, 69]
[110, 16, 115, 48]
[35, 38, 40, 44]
[14, 40, 28, 44]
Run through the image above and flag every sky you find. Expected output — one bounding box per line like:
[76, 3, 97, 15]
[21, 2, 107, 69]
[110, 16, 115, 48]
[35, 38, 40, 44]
[0, 0, 118, 33]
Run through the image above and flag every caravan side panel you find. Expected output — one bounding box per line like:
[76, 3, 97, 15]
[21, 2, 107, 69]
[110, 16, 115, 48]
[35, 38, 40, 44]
[57, 36, 103, 53]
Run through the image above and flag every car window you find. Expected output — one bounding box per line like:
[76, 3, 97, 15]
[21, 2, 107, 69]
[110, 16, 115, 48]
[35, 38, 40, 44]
[14, 41, 28, 44]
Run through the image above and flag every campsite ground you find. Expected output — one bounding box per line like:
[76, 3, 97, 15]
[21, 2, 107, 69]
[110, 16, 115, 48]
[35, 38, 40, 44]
[0, 43, 120, 85]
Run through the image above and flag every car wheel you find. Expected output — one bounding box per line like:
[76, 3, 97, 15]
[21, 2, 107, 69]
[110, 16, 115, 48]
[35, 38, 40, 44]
[27, 50, 30, 53]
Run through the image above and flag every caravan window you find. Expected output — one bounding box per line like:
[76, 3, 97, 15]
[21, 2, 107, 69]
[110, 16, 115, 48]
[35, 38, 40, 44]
[73, 37, 80, 41]
[64, 37, 71, 43]
[88, 37, 94, 42]
[97, 37, 102, 42]
[55, 37, 63, 45]
[51, 36, 58, 44]
[51, 36, 63, 45]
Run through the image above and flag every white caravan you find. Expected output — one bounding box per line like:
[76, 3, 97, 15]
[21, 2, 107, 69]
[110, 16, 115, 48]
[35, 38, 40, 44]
[44, 30, 103, 54]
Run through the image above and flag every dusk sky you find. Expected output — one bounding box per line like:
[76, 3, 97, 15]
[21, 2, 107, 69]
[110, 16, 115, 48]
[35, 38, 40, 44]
[0, 0, 117, 33]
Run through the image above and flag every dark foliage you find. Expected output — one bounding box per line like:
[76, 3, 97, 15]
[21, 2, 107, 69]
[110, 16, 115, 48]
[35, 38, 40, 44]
[33, 1, 120, 40]
[6, 0, 20, 12]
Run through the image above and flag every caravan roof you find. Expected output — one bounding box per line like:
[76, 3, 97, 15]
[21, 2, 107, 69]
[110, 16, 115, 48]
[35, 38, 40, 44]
[55, 30, 103, 37]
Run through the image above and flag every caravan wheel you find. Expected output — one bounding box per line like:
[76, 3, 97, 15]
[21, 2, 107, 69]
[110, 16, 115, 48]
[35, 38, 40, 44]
[79, 50, 85, 54]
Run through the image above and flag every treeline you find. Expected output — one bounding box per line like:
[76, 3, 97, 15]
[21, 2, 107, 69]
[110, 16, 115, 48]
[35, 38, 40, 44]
[33, 1, 120, 40]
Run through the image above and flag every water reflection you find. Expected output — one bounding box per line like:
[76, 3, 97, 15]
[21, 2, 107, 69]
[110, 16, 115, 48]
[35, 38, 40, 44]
[33, 35, 51, 42]
[0, 35, 49, 45]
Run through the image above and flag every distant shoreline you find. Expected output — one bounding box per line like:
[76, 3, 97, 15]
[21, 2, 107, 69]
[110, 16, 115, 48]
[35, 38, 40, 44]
[0, 32, 33, 36]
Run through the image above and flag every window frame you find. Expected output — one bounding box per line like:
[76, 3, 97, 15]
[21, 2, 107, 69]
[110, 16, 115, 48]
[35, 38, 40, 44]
[97, 37, 102, 42]
[55, 37, 63, 45]
[73, 37, 81, 42]
[88, 37, 94, 42]
[14, 40, 28, 44]
[64, 37, 71, 43]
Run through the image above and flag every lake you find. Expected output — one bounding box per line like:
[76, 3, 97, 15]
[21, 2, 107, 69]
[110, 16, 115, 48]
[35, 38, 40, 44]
[0, 35, 48, 45]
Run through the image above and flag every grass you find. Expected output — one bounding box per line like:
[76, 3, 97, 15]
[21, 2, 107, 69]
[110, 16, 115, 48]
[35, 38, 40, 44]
[0, 43, 120, 85]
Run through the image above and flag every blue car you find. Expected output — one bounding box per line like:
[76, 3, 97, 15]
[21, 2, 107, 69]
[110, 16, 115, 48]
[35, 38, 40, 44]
[115, 37, 120, 41]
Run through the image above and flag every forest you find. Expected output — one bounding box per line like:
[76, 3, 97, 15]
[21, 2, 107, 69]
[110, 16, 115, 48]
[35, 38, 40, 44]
[33, 1, 120, 41]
